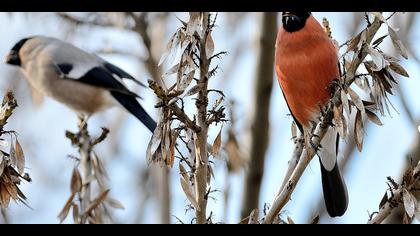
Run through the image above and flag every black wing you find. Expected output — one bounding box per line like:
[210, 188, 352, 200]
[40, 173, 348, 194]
[56, 63, 139, 98]
[56, 63, 156, 132]
[103, 62, 146, 87]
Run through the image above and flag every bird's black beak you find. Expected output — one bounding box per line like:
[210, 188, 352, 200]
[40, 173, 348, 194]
[4, 51, 20, 66]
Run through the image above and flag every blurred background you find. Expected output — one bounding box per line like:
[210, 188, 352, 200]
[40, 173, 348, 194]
[0, 12, 418, 224]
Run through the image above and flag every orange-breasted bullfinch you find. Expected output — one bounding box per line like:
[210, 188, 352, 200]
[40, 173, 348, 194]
[275, 12, 348, 217]
[5, 36, 156, 132]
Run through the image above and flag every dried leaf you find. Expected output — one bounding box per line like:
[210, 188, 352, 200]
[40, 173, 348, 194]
[341, 90, 350, 119]
[4, 182, 18, 200]
[70, 168, 82, 194]
[0, 154, 5, 177]
[367, 45, 388, 71]
[186, 12, 201, 36]
[348, 88, 365, 117]
[346, 31, 362, 53]
[371, 12, 387, 23]
[167, 131, 178, 168]
[160, 123, 171, 164]
[365, 109, 383, 126]
[58, 193, 75, 223]
[158, 30, 181, 66]
[1, 183, 11, 207]
[84, 189, 110, 216]
[177, 69, 195, 92]
[9, 138, 16, 168]
[333, 105, 345, 138]
[185, 84, 204, 97]
[0, 139, 9, 148]
[212, 126, 222, 156]
[388, 26, 408, 59]
[163, 63, 180, 78]
[205, 33, 214, 59]
[225, 131, 243, 172]
[147, 122, 163, 159]
[14, 138, 25, 175]
[72, 203, 79, 224]
[179, 163, 189, 182]
[180, 177, 200, 211]
[158, 52, 169, 67]
[354, 110, 364, 152]
[106, 198, 125, 210]
[403, 189, 417, 218]
[388, 61, 409, 78]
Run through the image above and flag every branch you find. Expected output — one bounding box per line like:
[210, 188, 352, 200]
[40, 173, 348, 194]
[279, 134, 304, 192]
[368, 159, 420, 224]
[194, 12, 211, 224]
[241, 12, 277, 218]
[57, 12, 127, 29]
[60, 119, 114, 224]
[148, 79, 201, 133]
[263, 109, 333, 223]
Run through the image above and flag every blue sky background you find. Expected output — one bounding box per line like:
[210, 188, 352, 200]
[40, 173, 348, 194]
[0, 12, 419, 224]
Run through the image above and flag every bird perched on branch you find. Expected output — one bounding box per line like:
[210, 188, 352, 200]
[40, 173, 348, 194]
[5, 36, 156, 132]
[275, 12, 348, 217]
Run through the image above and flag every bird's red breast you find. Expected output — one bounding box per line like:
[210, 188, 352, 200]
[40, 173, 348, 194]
[275, 15, 339, 128]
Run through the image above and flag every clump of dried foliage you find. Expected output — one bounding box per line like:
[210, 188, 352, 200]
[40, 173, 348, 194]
[147, 12, 227, 224]
[0, 90, 31, 209]
[58, 122, 123, 224]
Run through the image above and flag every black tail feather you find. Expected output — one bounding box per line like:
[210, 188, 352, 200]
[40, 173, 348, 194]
[319, 159, 348, 217]
[111, 91, 157, 132]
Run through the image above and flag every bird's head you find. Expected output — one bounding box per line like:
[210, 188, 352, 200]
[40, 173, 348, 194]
[282, 12, 311, 32]
[5, 37, 33, 66]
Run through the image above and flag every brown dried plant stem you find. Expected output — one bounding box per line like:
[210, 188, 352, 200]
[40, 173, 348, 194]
[262, 17, 383, 224]
[194, 12, 210, 224]
[78, 120, 92, 224]
[63, 119, 111, 224]
[368, 159, 420, 224]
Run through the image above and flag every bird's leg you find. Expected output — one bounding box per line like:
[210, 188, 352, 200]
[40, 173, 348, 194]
[77, 114, 89, 131]
[304, 126, 322, 153]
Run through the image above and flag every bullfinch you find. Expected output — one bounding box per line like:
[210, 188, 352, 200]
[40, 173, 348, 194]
[5, 36, 156, 132]
[275, 12, 348, 217]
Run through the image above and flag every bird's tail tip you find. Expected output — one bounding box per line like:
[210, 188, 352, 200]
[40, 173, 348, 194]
[320, 160, 349, 217]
